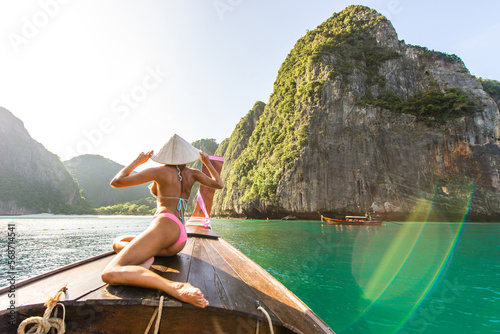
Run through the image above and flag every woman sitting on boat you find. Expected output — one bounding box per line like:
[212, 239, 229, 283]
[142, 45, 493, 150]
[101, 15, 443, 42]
[101, 134, 223, 308]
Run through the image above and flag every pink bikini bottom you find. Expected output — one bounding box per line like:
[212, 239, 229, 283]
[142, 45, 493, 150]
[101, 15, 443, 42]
[153, 212, 187, 245]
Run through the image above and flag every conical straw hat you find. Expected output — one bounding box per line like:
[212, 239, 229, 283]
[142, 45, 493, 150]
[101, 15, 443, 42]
[151, 134, 200, 165]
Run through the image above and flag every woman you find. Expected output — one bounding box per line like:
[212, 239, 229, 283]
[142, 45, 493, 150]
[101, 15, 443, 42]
[101, 134, 223, 308]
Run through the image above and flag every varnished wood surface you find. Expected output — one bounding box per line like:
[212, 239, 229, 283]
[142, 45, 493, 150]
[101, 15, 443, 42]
[0, 253, 113, 308]
[1, 227, 334, 334]
[186, 224, 220, 239]
[9, 303, 289, 334]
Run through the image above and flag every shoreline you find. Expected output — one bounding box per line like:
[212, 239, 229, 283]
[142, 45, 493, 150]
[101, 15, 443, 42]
[0, 213, 153, 219]
[0, 214, 498, 224]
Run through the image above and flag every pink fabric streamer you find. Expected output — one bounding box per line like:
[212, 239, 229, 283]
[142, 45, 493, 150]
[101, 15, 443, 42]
[208, 155, 225, 162]
[196, 188, 211, 228]
[187, 155, 224, 228]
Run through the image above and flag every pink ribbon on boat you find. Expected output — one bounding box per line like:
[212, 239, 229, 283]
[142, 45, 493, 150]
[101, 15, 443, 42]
[208, 155, 225, 162]
[196, 188, 211, 228]
[187, 155, 224, 228]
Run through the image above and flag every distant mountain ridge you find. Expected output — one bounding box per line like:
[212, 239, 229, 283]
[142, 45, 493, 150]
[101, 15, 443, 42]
[0, 107, 88, 214]
[64, 154, 151, 208]
[0, 107, 219, 214]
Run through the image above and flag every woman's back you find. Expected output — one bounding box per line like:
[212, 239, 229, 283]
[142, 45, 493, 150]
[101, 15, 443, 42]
[151, 165, 196, 216]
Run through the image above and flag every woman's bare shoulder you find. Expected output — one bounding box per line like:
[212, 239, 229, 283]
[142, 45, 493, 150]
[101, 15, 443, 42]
[138, 166, 171, 177]
[140, 166, 165, 173]
[185, 167, 203, 174]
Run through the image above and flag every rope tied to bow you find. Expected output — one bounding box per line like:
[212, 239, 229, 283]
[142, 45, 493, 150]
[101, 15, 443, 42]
[17, 286, 67, 334]
[144, 295, 164, 334]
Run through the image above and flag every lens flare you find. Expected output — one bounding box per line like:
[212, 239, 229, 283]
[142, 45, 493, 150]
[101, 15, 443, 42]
[390, 183, 473, 333]
[348, 179, 474, 333]
[361, 199, 430, 303]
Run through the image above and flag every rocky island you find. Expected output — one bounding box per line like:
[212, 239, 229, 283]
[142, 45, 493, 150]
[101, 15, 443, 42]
[213, 5, 500, 221]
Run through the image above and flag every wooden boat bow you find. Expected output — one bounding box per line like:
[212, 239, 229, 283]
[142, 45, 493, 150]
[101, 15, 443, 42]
[0, 225, 334, 333]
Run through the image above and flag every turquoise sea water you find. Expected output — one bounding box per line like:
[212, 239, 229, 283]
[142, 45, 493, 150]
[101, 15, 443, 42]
[1, 216, 499, 333]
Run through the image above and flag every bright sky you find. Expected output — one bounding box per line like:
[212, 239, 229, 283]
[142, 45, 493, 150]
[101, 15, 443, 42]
[0, 0, 498, 166]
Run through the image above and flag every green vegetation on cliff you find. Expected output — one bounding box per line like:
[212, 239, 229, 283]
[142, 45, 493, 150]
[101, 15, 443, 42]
[0, 167, 91, 214]
[213, 102, 265, 211]
[95, 197, 156, 215]
[359, 88, 480, 124]
[188, 138, 219, 171]
[411, 45, 461, 63]
[305, 5, 400, 86]
[480, 78, 500, 104]
[215, 102, 265, 160]
[220, 6, 403, 203]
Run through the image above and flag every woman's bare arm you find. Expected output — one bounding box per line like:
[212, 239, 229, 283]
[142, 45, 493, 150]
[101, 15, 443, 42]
[110, 151, 155, 188]
[194, 152, 224, 189]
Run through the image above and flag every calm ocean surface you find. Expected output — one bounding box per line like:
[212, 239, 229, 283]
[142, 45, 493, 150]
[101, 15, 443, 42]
[1, 215, 499, 334]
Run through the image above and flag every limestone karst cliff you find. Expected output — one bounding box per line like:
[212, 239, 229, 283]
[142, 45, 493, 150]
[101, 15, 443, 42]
[213, 5, 500, 221]
[0, 107, 88, 214]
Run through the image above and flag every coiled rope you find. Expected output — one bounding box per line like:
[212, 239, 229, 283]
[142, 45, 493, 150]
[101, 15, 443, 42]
[17, 286, 67, 334]
[144, 295, 164, 334]
[255, 301, 274, 334]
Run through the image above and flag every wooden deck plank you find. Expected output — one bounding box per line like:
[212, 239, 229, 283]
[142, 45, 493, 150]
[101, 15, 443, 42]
[152, 237, 194, 283]
[212, 238, 334, 334]
[186, 225, 219, 239]
[203, 238, 282, 323]
[187, 238, 225, 309]
[0, 253, 114, 308]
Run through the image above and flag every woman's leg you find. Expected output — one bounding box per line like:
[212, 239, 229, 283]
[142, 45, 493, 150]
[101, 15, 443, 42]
[112, 235, 185, 257]
[112, 235, 134, 253]
[102, 217, 208, 308]
[112, 235, 154, 268]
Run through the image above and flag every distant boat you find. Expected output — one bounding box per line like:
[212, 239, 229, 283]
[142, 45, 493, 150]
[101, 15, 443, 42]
[320, 213, 382, 226]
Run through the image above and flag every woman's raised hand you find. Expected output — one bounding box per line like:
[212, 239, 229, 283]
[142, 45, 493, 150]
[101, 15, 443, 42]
[199, 151, 210, 165]
[196, 150, 223, 189]
[135, 150, 154, 165]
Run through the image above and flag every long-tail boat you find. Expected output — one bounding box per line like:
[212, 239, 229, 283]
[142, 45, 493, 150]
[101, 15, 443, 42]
[320, 213, 382, 226]
[0, 157, 335, 334]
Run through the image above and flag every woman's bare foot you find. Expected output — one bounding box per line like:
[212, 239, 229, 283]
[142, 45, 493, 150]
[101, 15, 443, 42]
[168, 282, 209, 308]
